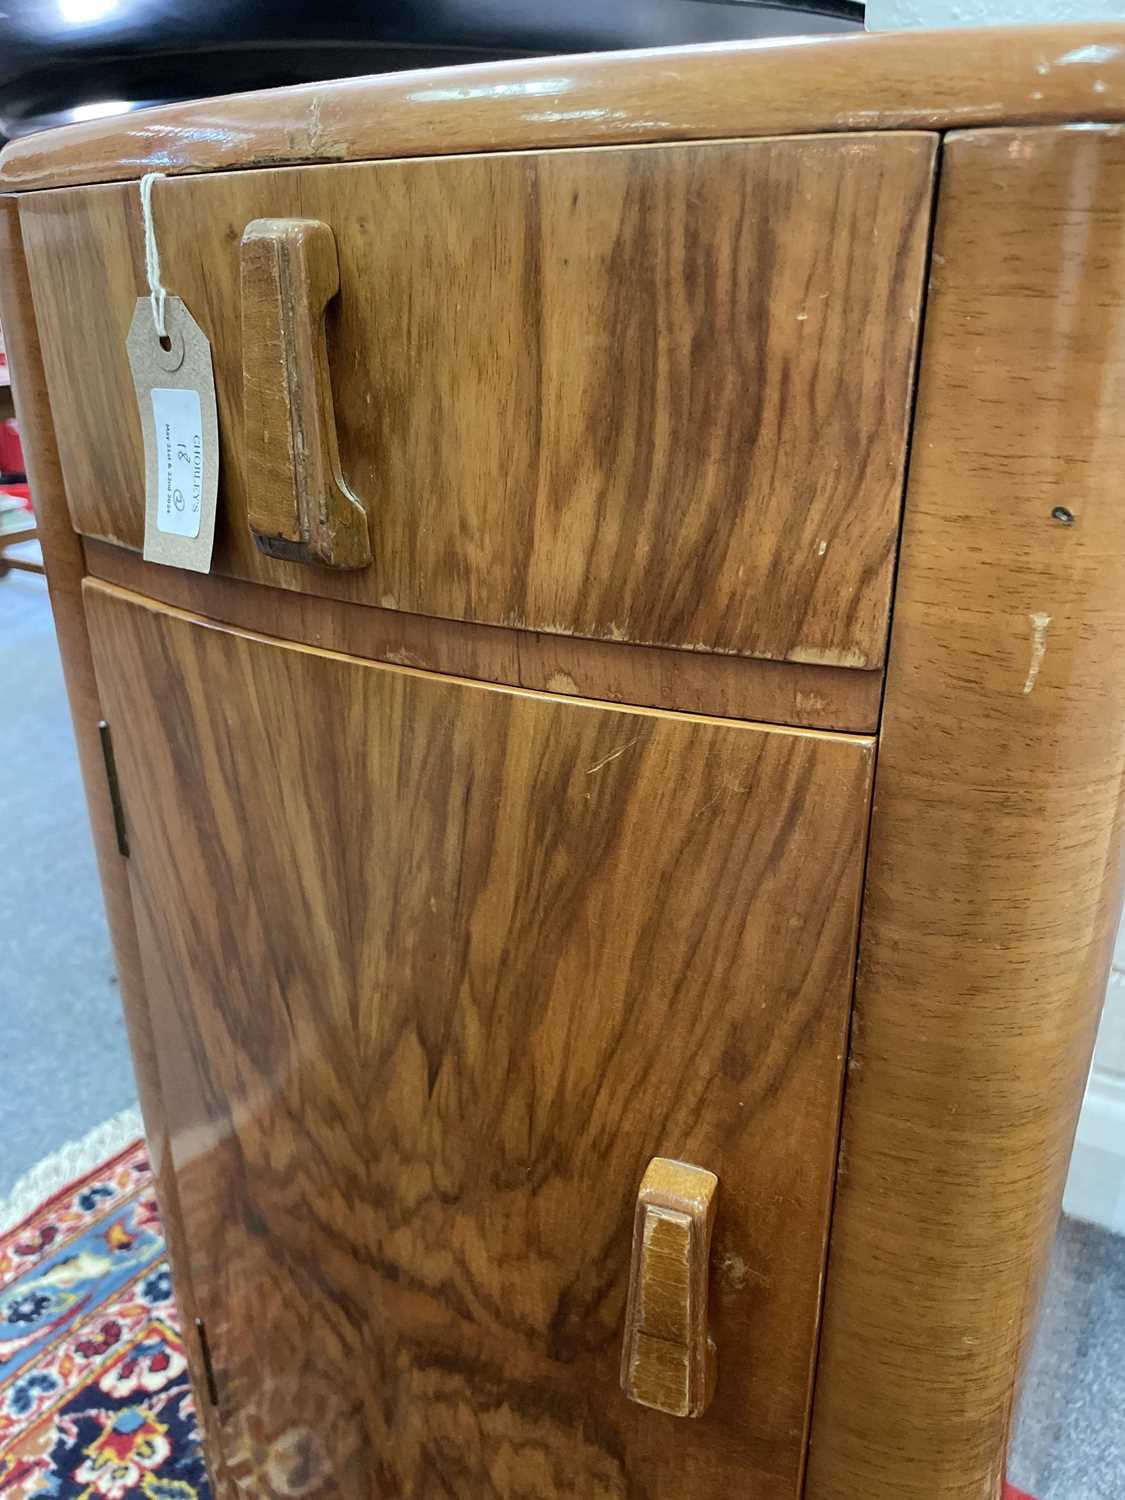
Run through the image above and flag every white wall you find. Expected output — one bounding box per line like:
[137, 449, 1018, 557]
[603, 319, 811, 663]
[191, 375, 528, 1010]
[1064, 927, 1125, 1235]
[867, 0, 1125, 30]
[1093, 926, 1125, 1074]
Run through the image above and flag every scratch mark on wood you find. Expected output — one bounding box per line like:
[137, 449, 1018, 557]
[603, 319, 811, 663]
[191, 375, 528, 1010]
[585, 735, 642, 775]
[1022, 611, 1050, 695]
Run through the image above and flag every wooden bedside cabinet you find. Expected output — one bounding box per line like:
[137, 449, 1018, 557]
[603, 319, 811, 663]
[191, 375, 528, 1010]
[3, 25, 1125, 1500]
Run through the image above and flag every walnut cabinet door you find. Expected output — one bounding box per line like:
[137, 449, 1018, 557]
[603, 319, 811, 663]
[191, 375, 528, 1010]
[84, 580, 875, 1500]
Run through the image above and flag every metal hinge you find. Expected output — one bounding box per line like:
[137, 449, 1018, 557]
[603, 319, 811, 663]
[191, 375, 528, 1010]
[195, 1317, 220, 1408]
[97, 720, 129, 858]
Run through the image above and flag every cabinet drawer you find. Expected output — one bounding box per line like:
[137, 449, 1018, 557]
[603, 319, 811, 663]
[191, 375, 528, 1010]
[28, 134, 934, 667]
[85, 579, 875, 1499]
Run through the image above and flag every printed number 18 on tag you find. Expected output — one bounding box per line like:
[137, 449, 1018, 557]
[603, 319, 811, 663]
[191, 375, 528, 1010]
[151, 387, 204, 538]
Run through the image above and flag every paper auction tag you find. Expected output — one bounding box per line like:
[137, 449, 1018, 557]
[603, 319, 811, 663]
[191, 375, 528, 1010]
[127, 296, 219, 572]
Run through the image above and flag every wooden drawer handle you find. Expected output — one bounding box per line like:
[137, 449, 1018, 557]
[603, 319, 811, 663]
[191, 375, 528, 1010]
[620, 1157, 718, 1418]
[240, 218, 371, 570]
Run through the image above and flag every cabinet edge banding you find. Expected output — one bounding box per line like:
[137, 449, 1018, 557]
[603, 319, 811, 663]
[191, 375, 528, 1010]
[82, 541, 883, 735]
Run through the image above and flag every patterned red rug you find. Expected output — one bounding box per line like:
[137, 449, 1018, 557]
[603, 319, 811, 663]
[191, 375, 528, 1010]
[0, 1139, 210, 1498]
[1, 1136, 1040, 1500]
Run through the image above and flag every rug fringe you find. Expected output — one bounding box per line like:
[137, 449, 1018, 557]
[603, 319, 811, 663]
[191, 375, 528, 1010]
[0, 1105, 147, 1235]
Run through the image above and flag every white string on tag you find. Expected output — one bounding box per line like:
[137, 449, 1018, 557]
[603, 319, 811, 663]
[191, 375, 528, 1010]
[139, 171, 168, 341]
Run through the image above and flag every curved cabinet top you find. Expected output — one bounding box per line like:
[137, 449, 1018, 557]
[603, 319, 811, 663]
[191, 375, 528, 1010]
[3, 22, 1125, 191]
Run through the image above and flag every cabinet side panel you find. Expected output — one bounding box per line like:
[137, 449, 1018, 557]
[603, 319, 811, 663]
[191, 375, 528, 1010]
[807, 125, 1125, 1500]
[0, 196, 226, 1493]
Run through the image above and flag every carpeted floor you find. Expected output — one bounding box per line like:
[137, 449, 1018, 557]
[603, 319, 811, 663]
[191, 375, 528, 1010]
[1009, 1214, 1125, 1500]
[0, 1137, 209, 1497]
[0, 573, 137, 1198]
[0, 1128, 1044, 1500]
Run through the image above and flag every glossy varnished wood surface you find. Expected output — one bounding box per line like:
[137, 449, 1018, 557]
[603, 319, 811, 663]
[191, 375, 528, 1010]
[84, 540, 883, 731]
[84, 578, 875, 1500]
[0, 198, 225, 1491]
[806, 125, 1125, 1500]
[22, 134, 934, 668]
[2, 25, 1125, 190]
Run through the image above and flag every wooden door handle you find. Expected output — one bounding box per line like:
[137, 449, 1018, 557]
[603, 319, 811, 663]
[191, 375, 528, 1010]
[240, 218, 371, 570]
[620, 1157, 718, 1418]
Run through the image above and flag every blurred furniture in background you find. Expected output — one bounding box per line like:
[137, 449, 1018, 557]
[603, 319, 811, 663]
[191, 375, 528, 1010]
[0, 321, 38, 575]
